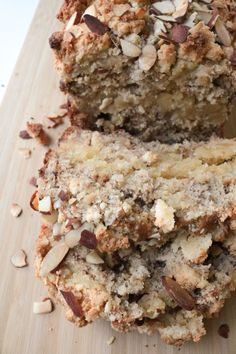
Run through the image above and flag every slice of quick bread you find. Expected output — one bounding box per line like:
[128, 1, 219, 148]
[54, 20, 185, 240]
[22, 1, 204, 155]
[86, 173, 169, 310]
[49, 0, 236, 142]
[34, 127, 236, 345]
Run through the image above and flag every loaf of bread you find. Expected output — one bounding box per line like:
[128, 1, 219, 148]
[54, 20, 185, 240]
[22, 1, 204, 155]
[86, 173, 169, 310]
[49, 0, 236, 142]
[34, 127, 236, 345]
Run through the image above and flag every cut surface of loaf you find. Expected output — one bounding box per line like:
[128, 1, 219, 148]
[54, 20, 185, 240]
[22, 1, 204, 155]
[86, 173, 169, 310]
[35, 127, 236, 345]
[50, 0, 236, 142]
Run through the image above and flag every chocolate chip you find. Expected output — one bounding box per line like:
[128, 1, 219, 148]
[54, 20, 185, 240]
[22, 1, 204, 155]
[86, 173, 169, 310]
[84, 14, 108, 35]
[171, 25, 189, 43]
[19, 130, 32, 140]
[80, 230, 97, 249]
[60, 290, 83, 317]
[161, 276, 195, 311]
[218, 324, 230, 338]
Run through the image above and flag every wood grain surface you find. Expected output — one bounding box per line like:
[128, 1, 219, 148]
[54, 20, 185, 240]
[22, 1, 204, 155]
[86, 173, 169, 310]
[0, 1, 236, 353]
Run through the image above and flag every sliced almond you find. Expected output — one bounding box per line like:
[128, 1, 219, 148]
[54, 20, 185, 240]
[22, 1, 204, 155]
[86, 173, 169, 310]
[38, 196, 52, 214]
[161, 276, 195, 310]
[41, 210, 58, 224]
[40, 242, 69, 276]
[172, 0, 189, 20]
[33, 299, 53, 314]
[53, 199, 61, 210]
[53, 223, 62, 236]
[18, 148, 31, 159]
[120, 39, 141, 57]
[171, 24, 189, 43]
[113, 4, 131, 17]
[197, 11, 212, 25]
[30, 191, 39, 211]
[183, 11, 197, 28]
[107, 336, 116, 345]
[207, 11, 219, 29]
[215, 17, 231, 47]
[157, 15, 177, 22]
[11, 249, 27, 268]
[80, 230, 97, 249]
[139, 44, 157, 71]
[10, 203, 22, 218]
[153, 1, 175, 15]
[86, 250, 104, 264]
[65, 11, 80, 31]
[60, 290, 83, 317]
[82, 4, 97, 18]
[84, 14, 107, 35]
[154, 19, 167, 36]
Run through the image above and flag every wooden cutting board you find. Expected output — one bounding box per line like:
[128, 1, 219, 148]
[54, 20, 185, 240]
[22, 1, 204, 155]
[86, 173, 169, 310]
[0, 1, 236, 353]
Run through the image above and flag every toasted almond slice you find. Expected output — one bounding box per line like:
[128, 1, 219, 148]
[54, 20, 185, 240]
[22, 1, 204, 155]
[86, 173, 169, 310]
[139, 44, 157, 71]
[40, 242, 69, 276]
[113, 4, 131, 17]
[86, 250, 104, 264]
[207, 10, 219, 29]
[161, 276, 195, 311]
[33, 299, 53, 314]
[173, 0, 188, 19]
[10, 203, 22, 218]
[171, 24, 189, 43]
[153, 1, 175, 14]
[65, 223, 94, 248]
[154, 19, 167, 36]
[120, 39, 141, 57]
[183, 11, 197, 28]
[11, 249, 27, 268]
[60, 290, 83, 317]
[197, 11, 212, 25]
[65, 11, 80, 31]
[107, 336, 116, 345]
[18, 148, 31, 159]
[53, 223, 62, 236]
[82, 4, 97, 18]
[157, 15, 177, 22]
[215, 17, 231, 47]
[41, 210, 58, 224]
[84, 14, 107, 35]
[30, 191, 39, 211]
[38, 196, 52, 214]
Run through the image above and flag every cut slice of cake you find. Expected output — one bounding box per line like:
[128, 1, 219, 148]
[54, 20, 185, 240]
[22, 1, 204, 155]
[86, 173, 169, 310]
[50, 0, 236, 142]
[34, 127, 236, 345]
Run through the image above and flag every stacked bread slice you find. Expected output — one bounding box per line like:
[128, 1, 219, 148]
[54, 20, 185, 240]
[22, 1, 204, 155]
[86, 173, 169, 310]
[34, 0, 236, 346]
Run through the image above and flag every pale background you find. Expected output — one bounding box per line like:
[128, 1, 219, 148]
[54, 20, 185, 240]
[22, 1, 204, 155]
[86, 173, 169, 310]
[0, 0, 39, 102]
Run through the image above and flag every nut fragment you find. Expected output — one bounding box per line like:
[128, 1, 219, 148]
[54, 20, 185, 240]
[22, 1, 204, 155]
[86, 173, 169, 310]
[10, 203, 22, 218]
[171, 24, 188, 43]
[172, 0, 189, 20]
[84, 14, 107, 35]
[86, 250, 104, 264]
[26, 122, 50, 145]
[41, 210, 58, 224]
[65, 11, 80, 31]
[30, 191, 39, 211]
[40, 242, 69, 276]
[82, 4, 97, 18]
[153, 1, 175, 15]
[11, 249, 27, 268]
[215, 17, 231, 47]
[113, 4, 130, 17]
[33, 299, 53, 314]
[120, 39, 141, 57]
[18, 148, 31, 159]
[60, 290, 83, 317]
[19, 130, 32, 140]
[161, 276, 195, 310]
[139, 44, 157, 71]
[58, 190, 69, 202]
[38, 196, 52, 214]
[107, 336, 116, 345]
